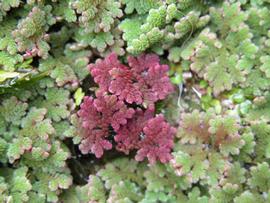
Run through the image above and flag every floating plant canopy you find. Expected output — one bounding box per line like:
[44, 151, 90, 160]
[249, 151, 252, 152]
[0, 0, 270, 202]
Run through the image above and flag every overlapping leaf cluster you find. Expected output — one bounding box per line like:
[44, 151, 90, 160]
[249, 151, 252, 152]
[0, 2, 90, 201]
[0, 90, 74, 202]
[78, 53, 175, 164]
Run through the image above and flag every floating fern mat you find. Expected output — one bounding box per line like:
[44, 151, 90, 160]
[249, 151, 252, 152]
[0, 0, 270, 202]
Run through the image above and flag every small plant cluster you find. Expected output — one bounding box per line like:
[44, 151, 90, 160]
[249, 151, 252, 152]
[78, 53, 175, 164]
[1, 0, 270, 202]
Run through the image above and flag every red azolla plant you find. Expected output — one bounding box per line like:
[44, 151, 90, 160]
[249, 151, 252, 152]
[90, 53, 174, 105]
[115, 107, 155, 154]
[77, 96, 112, 158]
[135, 115, 177, 164]
[94, 92, 135, 131]
[78, 93, 135, 158]
[78, 52, 175, 164]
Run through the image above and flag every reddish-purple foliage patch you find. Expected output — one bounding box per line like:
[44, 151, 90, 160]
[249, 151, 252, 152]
[115, 107, 155, 154]
[78, 53, 175, 163]
[90, 52, 174, 105]
[135, 115, 176, 164]
[77, 96, 111, 158]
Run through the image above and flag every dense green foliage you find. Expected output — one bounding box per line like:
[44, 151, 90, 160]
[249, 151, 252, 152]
[1, 0, 270, 202]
